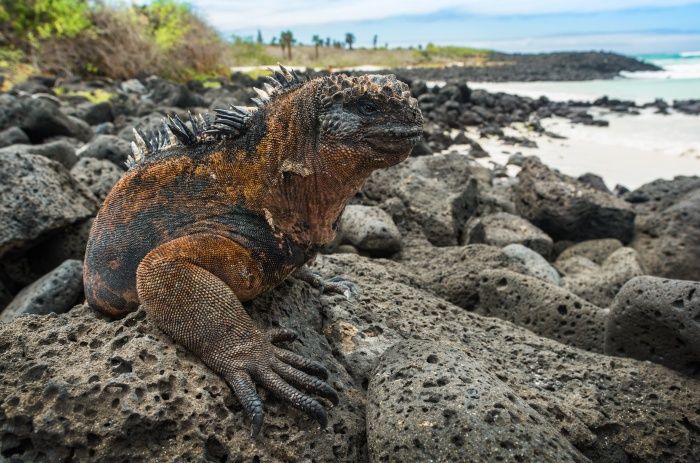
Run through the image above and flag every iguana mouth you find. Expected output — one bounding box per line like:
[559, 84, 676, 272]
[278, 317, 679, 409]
[365, 127, 423, 153]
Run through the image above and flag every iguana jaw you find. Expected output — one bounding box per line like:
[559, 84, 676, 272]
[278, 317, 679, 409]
[365, 126, 422, 153]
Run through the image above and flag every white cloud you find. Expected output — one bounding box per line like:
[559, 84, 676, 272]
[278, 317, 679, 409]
[187, 0, 699, 30]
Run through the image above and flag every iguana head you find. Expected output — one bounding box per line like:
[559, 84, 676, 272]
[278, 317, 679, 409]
[315, 73, 423, 168]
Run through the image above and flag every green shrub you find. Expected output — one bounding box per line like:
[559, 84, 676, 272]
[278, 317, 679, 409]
[2, 0, 227, 81]
[0, 0, 92, 49]
[417, 43, 490, 61]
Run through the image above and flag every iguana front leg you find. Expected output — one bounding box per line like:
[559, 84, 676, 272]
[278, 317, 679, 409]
[135, 233, 338, 436]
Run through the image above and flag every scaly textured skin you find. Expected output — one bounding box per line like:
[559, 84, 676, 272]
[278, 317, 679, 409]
[83, 68, 423, 435]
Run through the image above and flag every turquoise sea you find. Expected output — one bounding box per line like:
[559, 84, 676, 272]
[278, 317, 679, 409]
[472, 52, 700, 103]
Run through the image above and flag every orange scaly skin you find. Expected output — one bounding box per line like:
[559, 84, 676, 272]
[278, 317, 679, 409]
[83, 68, 423, 435]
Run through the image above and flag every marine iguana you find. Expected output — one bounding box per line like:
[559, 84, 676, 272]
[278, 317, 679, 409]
[83, 66, 423, 436]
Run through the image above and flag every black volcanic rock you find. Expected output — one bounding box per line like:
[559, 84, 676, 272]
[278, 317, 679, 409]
[514, 158, 636, 244]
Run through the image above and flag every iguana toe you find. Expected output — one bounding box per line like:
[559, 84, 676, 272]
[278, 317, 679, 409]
[294, 267, 359, 299]
[324, 276, 359, 300]
[273, 346, 330, 380]
[227, 370, 265, 437]
[272, 360, 339, 405]
[255, 369, 329, 429]
[266, 327, 298, 343]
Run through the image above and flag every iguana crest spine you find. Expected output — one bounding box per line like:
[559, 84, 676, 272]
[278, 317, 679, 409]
[127, 64, 306, 169]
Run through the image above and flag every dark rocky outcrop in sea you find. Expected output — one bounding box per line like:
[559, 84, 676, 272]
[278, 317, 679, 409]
[0, 70, 699, 462]
[370, 51, 661, 82]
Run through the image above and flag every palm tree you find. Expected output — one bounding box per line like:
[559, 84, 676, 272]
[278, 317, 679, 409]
[312, 34, 322, 58]
[280, 30, 294, 60]
[345, 33, 355, 50]
[372, 34, 378, 49]
[279, 31, 286, 56]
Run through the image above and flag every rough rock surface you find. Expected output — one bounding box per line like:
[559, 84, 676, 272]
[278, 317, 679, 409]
[556, 239, 623, 264]
[1, 253, 698, 462]
[0, 127, 29, 148]
[503, 243, 561, 285]
[17, 98, 93, 142]
[77, 134, 131, 166]
[399, 244, 524, 310]
[605, 276, 700, 376]
[475, 269, 608, 351]
[0, 152, 98, 257]
[0, 281, 366, 462]
[368, 341, 587, 463]
[514, 158, 635, 244]
[362, 153, 485, 246]
[0, 140, 78, 169]
[577, 172, 610, 193]
[70, 157, 124, 202]
[82, 101, 115, 125]
[630, 178, 700, 281]
[0, 259, 83, 322]
[462, 212, 553, 257]
[559, 247, 645, 307]
[339, 205, 402, 256]
[315, 254, 700, 463]
[0, 219, 93, 289]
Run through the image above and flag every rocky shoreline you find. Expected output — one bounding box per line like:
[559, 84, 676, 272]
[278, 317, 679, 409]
[374, 51, 661, 82]
[0, 70, 699, 462]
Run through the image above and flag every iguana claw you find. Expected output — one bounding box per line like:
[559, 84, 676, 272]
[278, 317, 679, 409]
[294, 267, 359, 300]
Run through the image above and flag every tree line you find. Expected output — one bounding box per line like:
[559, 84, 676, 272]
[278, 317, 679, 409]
[256, 30, 384, 59]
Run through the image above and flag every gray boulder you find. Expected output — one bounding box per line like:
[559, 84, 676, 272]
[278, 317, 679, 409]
[476, 269, 608, 351]
[116, 113, 166, 142]
[363, 153, 486, 246]
[463, 212, 553, 257]
[577, 172, 610, 193]
[339, 205, 402, 256]
[556, 238, 623, 264]
[18, 97, 93, 142]
[503, 243, 561, 285]
[82, 101, 114, 125]
[400, 244, 524, 310]
[559, 247, 645, 307]
[0, 126, 29, 147]
[146, 78, 206, 108]
[1, 260, 83, 322]
[0, 152, 98, 257]
[0, 139, 78, 168]
[70, 157, 124, 202]
[0, 218, 94, 288]
[514, 158, 635, 243]
[77, 134, 131, 166]
[630, 178, 700, 281]
[605, 276, 700, 376]
[368, 340, 587, 463]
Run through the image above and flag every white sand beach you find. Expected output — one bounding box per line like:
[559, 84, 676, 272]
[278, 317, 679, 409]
[458, 106, 700, 190]
[464, 109, 700, 190]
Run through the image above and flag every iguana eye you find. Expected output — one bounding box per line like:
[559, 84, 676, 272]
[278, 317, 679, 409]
[357, 99, 380, 116]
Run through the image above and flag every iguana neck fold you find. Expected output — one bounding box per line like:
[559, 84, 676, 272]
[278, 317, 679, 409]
[256, 83, 372, 246]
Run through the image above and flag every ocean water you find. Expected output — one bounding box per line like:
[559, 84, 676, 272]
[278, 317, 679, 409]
[469, 52, 700, 103]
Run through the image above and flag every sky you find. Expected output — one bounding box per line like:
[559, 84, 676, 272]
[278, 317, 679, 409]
[185, 1, 700, 54]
